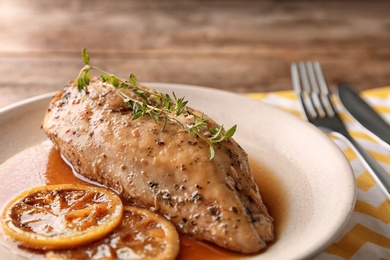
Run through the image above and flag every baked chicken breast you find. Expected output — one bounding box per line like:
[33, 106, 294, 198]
[42, 79, 274, 253]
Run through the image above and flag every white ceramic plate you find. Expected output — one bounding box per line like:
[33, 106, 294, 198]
[0, 83, 356, 259]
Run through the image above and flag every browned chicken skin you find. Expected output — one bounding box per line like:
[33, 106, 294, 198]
[42, 79, 274, 254]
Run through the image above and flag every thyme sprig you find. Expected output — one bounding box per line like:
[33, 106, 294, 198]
[75, 48, 236, 160]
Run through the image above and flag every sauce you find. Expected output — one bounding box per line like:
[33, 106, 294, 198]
[0, 141, 288, 259]
[250, 158, 289, 243]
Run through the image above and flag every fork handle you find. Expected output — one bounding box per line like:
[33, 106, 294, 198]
[340, 132, 390, 199]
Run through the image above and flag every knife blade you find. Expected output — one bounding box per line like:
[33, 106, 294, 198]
[338, 83, 390, 148]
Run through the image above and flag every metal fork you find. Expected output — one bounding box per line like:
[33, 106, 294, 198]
[291, 61, 390, 199]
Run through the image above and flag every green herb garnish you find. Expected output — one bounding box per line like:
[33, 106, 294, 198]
[76, 48, 236, 160]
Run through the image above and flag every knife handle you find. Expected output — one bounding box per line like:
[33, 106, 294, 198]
[338, 131, 390, 199]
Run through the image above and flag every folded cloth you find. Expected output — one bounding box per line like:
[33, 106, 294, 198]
[248, 87, 390, 259]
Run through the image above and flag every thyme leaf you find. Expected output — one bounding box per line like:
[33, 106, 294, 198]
[75, 48, 237, 160]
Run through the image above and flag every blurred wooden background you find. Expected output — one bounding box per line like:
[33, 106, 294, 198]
[0, 0, 389, 108]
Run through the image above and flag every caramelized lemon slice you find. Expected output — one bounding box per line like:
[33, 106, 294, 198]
[46, 206, 180, 260]
[1, 184, 123, 250]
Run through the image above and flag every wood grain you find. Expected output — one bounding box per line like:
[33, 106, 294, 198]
[0, 0, 389, 108]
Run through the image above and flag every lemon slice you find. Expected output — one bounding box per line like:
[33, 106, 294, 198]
[1, 184, 123, 250]
[46, 206, 180, 260]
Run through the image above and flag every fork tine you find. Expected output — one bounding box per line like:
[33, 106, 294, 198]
[298, 62, 311, 94]
[291, 63, 301, 94]
[313, 62, 329, 95]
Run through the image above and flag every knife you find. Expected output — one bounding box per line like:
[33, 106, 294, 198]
[338, 83, 390, 149]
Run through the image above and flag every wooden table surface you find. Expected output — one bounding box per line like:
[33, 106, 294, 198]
[1, 0, 389, 108]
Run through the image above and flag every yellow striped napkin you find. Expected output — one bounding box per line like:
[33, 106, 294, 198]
[248, 88, 390, 259]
